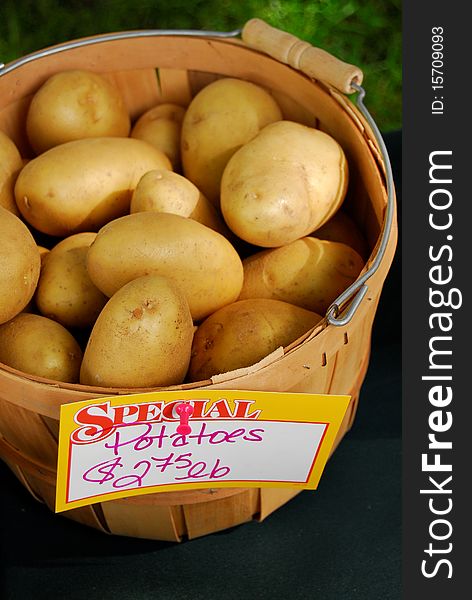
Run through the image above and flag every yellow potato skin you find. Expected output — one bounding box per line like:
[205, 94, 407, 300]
[221, 121, 348, 247]
[86, 212, 243, 321]
[181, 78, 282, 204]
[26, 70, 131, 154]
[37, 246, 50, 261]
[35, 233, 108, 328]
[0, 130, 23, 216]
[80, 274, 194, 388]
[312, 210, 368, 259]
[131, 103, 186, 170]
[239, 237, 364, 314]
[15, 137, 172, 236]
[130, 169, 230, 236]
[0, 207, 41, 324]
[188, 298, 322, 381]
[48, 232, 97, 254]
[0, 313, 82, 383]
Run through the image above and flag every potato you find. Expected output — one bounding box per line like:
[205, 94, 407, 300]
[80, 274, 193, 388]
[86, 212, 243, 321]
[238, 237, 364, 314]
[181, 78, 282, 204]
[131, 103, 185, 170]
[188, 298, 322, 381]
[26, 70, 131, 154]
[221, 121, 348, 247]
[38, 245, 50, 262]
[0, 207, 41, 324]
[0, 130, 23, 216]
[312, 210, 368, 259]
[24, 243, 49, 313]
[35, 232, 107, 328]
[130, 169, 230, 236]
[15, 137, 172, 236]
[0, 313, 82, 382]
[48, 231, 97, 253]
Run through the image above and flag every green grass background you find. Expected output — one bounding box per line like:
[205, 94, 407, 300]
[0, 0, 401, 131]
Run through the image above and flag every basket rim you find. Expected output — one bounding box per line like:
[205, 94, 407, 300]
[0, 28, 245, 76]
[0, 318, 328, 395]
[0, 32, 397, 398]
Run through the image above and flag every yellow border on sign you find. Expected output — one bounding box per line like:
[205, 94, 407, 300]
[56, 390, 350, 512]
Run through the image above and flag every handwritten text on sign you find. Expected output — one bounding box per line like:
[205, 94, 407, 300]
[56, 390, 350, 512]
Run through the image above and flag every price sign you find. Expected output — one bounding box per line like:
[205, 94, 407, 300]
[55, 389, 350, 512]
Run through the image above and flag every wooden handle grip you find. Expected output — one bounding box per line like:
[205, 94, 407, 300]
[242, 18, 363, 94]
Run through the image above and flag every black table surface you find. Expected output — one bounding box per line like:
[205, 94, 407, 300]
[0, 132, 402, 600]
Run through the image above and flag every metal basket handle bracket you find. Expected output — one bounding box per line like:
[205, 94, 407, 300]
[242, 18, 363, 94]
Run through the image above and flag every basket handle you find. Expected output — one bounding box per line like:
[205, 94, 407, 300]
[241, 18, 363, 94]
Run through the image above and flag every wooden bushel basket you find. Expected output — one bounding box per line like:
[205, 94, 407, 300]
[0, 20, 397, 541]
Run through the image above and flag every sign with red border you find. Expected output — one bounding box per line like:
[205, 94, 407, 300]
[56, 389, 350, 512]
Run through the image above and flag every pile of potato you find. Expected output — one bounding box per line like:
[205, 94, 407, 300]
[0, 70, 366, 388]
